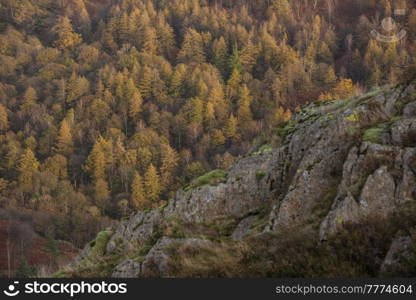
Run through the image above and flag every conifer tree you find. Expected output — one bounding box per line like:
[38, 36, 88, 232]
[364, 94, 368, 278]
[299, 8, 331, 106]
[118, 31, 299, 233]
[17, 149, 39, 187]
[139, 67, 153, 99]
[131, 172, 149, 209]
[178, 28, 205, 63]
[224, 114, 238, 139]
[55, 119, 73, 156]
[94, 178, 110, 206]
[144, 164, 161, 202]
[85, 144, 106, 181]
[160, 143, 179, 187]
[0, 104, 8, 131]
[237, 85, 253, 122]
[129, 90, 143, 119]
[53, 16, 82, 50]
[213, 37, 228, 77]
[142, 27, 158, 55]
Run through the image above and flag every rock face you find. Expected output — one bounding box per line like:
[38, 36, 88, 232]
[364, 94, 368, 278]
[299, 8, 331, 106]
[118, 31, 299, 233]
[380, 236, 413, 274]
[69, 82, 416, 277]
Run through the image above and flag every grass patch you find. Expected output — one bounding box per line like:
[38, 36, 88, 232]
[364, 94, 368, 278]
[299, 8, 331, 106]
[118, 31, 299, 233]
[277, 120, 297, 140]
[363, 127, 384, 144]
[165, 202, 416, 278]
[251, 144, 273, 155]
[308, 184, 339, 229]
[189, 169, 228, 189]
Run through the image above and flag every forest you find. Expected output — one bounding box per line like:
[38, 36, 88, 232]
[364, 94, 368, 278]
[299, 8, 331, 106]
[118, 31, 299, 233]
[0, 0, 415, 275]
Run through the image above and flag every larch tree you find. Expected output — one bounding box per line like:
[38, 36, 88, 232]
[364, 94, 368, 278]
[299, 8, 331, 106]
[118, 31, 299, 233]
[0, 104, 9, 131]
[17, 149, 39, 187]
[142, 26, 158, 55]
[94, 178, 110, 208]
[53, 16, 82, 50]
[129, 90, 143, 119]
[131, 172, 149, 210]
[144, 164, 161, 202]
[160, 143, 179, 187]
[85, 143, 107, 182]
[224, 114, 239, 139]
[55, 119, 73, 156]
[178, 28, 205, 63]
[237, 85, 253, 122]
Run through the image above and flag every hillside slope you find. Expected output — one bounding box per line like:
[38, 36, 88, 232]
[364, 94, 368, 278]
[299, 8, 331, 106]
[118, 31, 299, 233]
[63, 81, 416, 278]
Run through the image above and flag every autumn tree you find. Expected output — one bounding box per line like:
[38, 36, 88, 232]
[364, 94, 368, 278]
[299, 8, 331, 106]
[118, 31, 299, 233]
[178, 28, 205, 63]
[17, 149, 39, 187]
[54, 119, 73, 156]
[160, 143, 179, 187]
[144, 164, 161, 202]
[0, 104, 8, 131]
[131, 172, 149, 210]
[53, 16, 82, 50]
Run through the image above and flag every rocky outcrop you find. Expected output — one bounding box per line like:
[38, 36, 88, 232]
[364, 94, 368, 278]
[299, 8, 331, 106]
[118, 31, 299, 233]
[68, 82, 416, 277]
[380, 236, 413, 274]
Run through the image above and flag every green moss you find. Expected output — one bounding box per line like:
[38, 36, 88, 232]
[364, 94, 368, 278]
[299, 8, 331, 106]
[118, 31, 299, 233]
[132, 255, 146, 263]
[89, 230, 113, 257]
[53, 270, 72, 278]
[194, 169, 228, 187]
[363, 127, 384, 144]
[255, 170, 267, 181]
[277, 120, 297, 139]
[251, 144, 273, 155]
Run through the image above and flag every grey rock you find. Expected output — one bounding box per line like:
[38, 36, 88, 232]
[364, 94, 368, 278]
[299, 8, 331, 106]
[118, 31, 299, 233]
[140, 238, 212, 277]
[231, 215, 257, 240]
[380, 236, 413, 274]
[112, 259, 141, 278]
